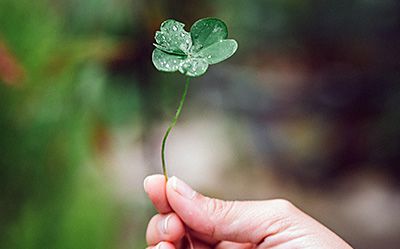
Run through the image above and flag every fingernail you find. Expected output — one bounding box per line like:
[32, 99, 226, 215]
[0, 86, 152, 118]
[143, 176, 151, 193]
[159, 214, 172, 234]
[170, 176, 196, 200]
[155, 242, 166, 249]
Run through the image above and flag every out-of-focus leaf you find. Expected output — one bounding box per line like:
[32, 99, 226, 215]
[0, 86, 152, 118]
[0, 40, 25, 85]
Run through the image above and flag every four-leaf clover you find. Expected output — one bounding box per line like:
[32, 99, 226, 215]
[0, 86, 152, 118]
[152, 18, 238, 77]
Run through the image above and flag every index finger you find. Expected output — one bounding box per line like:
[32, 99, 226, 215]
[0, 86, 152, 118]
[144, 174, 172, 214]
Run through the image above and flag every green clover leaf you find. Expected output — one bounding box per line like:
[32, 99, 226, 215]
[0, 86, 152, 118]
[152, 18, 238, 77]
[154, 19, 192, 55]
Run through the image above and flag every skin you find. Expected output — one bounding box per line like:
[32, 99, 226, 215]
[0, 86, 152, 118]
[144, 174, 353, 249]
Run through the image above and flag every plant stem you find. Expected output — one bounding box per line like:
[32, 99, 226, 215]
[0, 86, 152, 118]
[161, 77, 190, 181]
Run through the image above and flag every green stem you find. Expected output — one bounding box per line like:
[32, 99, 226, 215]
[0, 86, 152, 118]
[161, 77, 191, 181]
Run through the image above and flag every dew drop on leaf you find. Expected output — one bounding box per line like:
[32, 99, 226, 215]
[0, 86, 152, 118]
[178, 57, 208, 77]
[198, 39, 238, 65]
[190, 18, 228, 53]
[152, 48, 185, 72]
[152, 18, 238, 77]
[154, 19, 192, 55]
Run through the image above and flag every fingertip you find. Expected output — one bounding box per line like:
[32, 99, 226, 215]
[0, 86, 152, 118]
[144, 174, 164, 193]
[144, 174, 172, 214]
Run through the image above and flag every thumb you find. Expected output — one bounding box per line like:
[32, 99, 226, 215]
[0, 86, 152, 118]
[166, 176, 296, 244]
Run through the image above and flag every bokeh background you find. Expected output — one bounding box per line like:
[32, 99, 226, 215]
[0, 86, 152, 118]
[1, 0, 400, 248]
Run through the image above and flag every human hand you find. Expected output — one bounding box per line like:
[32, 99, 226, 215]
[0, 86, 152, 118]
[144, 174, 353, 249]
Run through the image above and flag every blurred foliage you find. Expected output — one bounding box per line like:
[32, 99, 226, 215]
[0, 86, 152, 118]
[1, 0, 399, 248]
[0, 0, 139, 248]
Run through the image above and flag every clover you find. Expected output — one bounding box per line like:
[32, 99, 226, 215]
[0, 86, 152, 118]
[152, 17, 238, 77]
[152, 17, 238, 180]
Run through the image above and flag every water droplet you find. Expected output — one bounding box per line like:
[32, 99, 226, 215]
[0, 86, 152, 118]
[155, 20, 192, 54]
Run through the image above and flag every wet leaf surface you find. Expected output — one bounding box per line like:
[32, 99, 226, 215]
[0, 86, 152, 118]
[154, 19, 192, 55]
[152, 48, 185, 72]
[198, 39, 238, 65]
[178, 57, 208, 77]
[190, 18, 228, 53]
[152, 17, 237, 77]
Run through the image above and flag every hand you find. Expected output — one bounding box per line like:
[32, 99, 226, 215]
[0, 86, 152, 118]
[144, 174, 353, 249]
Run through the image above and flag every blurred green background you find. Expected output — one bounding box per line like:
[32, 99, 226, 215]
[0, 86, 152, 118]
[1, 0, 399, 248]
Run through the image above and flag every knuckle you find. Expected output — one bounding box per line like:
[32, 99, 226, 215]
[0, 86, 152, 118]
[272, 199, 296, 215]
[204, 198, 238, 238]
[273, 198, 292, 208]
[206, 198, 237, 222]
